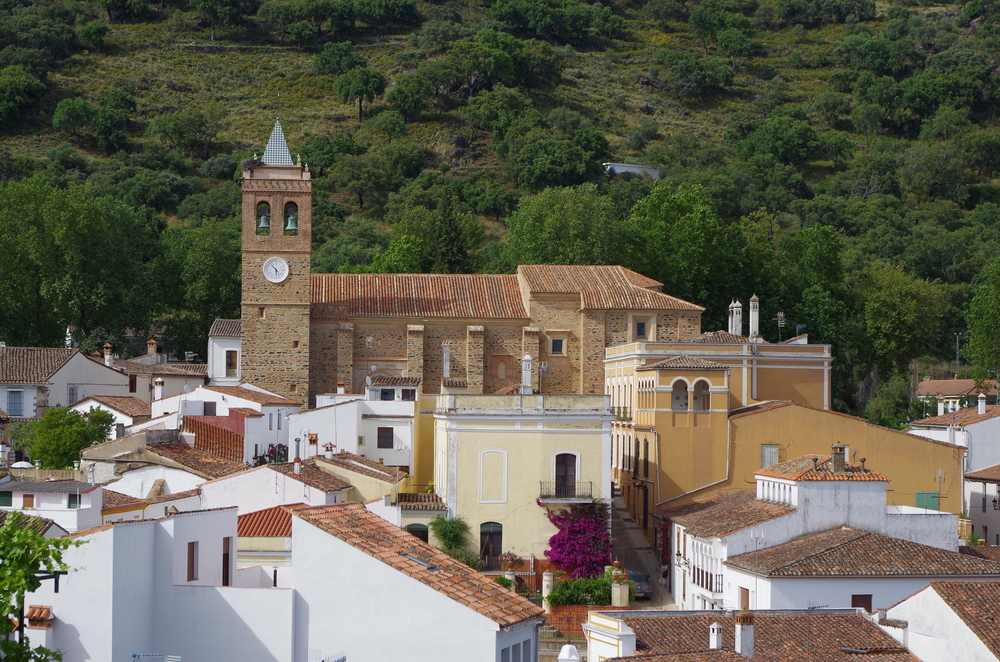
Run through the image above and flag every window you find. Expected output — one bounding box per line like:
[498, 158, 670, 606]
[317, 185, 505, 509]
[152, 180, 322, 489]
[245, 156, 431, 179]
[225, 350, 238, 378]
[405, 523, 429, 543]
[204, 402, 216, 416]
[497, 361, 507, 380]
[0, 492, 11, 507]
[256, 202, 271, 234]
[851, 594, 873, 612]
[6, 391, 22, 417]
[68, 493, 80, 509]
[377, 427, 394, 449]
[277, 413, 281, 430]
[258, 307, 266, 319]
[555, 453, 577, 497]
[761, 445, 780, 468]
[480, 522, 502, 563]
[401, 389, 416, 401]
[643, 440, 649, 478]
[292, 340, 299, 349]
[187, 541, 199, 581]
[551, 338, 564, 355]
[222, 537, 232, 587]
[692, 381, 710, 412]
[916, 492, 940, 510]
[268, 413, 273, 430]
[129, 375, 137, 393]
[630, 315, 654, 341]
[22, 494, 34, 508]
[636, 321, 647, 339]
[380, 389, 395, 401]
[671, 382, 689, 412]
[284, 202, 298, 234]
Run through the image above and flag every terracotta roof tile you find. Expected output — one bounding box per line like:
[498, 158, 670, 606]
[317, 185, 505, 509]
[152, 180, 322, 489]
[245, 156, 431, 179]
[916, 379, 997, 397]
[73, 395, 150, 418]
[209, 319, 242, 337]
[319, 453, 406, 484]
[370, 376, 421, 387]
[3, 480, 100, 494]
[965, 464, 1000, 482]
[654, 491, 794, 538]
[607, 611, 917, 662]
[294, 503, 543, 627]
[728, 401, 795, 419]
[930, 581, 1000, 655]
[271, 458, 352, 492]
[518, 265, 703, 311]
[102, 489, 147, 510]
[909, 405, 1000, 427]
[147, 443, 247, 479]
[0, 347, 79, 383]
[229, 407, 264, 418]
[688, 331, 754, 343]
[237, 503, 305, 537]
[109, 358, 209, 377]
[756, 455, 889, 482]
[396, 492, 447, 511]
[311, 273, 528, 318]
[0, 511, 57, 534]
[25, 605, 51, 623]
[492, 384, 520, 394]
[201, 385, 301, 407]
[146, 488, 200, 504]
[726, 529, 1000, 577]
[0, 407, 9, 421]
[637, 356, 729, 371]
[442, 378, 467, 387]
[959, 545, 1000, 562]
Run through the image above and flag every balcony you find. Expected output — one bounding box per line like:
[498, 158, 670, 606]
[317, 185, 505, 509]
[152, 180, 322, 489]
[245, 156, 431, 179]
[692, 567, 724, 594]
[539, 481, 594, 503]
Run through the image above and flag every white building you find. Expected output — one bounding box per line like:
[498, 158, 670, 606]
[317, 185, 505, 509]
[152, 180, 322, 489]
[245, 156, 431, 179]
[0, 510, 68, 538]
[27, 504, 544, 662]
[660, 446, 971, 612]
[206, 319, 242, 387]
[879, 581, 1000, 662]
[69, 395, 150, 437]
[0, 479, 102, 533]
[198, 458, 351, 514]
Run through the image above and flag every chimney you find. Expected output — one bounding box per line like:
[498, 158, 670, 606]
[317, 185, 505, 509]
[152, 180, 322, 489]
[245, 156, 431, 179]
[293, 437, 301, 475]
[709, 622, 723, 650]
[115, 423, 125, 439]
[146, 339, 157, 356]
[749, 295, 760, 341]
[103, 343, 113, 368]
[378, 458, 384, 464]
[521, 354, 533, 395]
[860, 457, 867, 471]
[730, 300, 743, 336]
[337, 381, 346, 395]
[735, 611, 754, 659]
[153, 377, 165, 401]
[979, 393, 986, 415]
[442, 343, 451, 379]
[323, 443, 334, 460]
[832, 444, 846, 473]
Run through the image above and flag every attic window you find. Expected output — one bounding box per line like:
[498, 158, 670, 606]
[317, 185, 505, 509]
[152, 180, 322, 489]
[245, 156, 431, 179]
[400, 553, 437, 571]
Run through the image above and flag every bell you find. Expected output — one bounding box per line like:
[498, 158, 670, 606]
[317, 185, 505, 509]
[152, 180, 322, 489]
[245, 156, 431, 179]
[258, 213, 270, 229]
[285, 214, 297, 232]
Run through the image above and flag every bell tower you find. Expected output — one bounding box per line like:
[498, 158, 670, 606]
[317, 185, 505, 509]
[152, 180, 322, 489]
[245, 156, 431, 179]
[240, 120, 312, 403]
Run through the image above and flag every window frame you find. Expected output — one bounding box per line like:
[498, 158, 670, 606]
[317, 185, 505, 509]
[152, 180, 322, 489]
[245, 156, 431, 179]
[377, 427, 394, 449]
[187, 541, 199, 581]
[128, 374, 138, 393]
[550, 338, 564, 356]
[68, 493, 80, 509]
[0, 491, 11, 507]
[225, 350, 238, 378]
[6, 390, 23, 417]
[401, 389, 416, 401]
[380, 389, 395, 401]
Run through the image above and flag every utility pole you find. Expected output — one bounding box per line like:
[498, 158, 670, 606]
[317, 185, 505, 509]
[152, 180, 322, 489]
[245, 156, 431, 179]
[955, 332, 963, 378]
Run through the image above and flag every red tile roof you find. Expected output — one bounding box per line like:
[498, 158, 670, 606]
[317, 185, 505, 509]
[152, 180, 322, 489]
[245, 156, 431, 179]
[916, 379, 997, 398]
[606, 611, 917, 662]
[109, 358, 209, 377]
[311, 273, 528, 318]
[0, 510, 58, 535]
[687, 331, 753, 343]
[209, 319, 242, 337]
[442, 378, 467, 388]
[320, 452, 407, 483]
[396, 492, 447, 511]
[0, 347, 79, 383]
[271, 458, 352, 492]
[201, 385, 301, 407]
[294, 503, 543, 626]
[229, 407, 264, 418]
[960, 545, 1000, 561]
[74, 395, 150, 418]
[102, 489, 147, 510]
[147, 443, 247, 479]
[370, 376, 421, 387]
[909, 405, 1000, 427]
[930, 581, 1000, 656]
[965, 464, 1000, 483]
[654, 491, 794, 538]
[726, 528, 1000, 577]
[637, 356, 728, 371]
[237, 503, 305, 537]
[518, 265, 703, 311]
[756, 455, 889, 482]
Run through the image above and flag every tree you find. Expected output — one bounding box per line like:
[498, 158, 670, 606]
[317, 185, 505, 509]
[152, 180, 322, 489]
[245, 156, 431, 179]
[811, 92, 851, 125]
[0, 65, 45, 130]
[315, 41, 367, 75]
[544, 501, 613, 579]
[364, 110, 407, 141]
[1, 512, 81, 662]
[850, 102, 884, 145]
[328, 152, 392, 209]
[386, 73, 431, 123]
[817, 130, 855, 169]
[428, 515, 482, 568]
[965, 256, 1000, 382]
[334, 68, 386, 122]
[52, 98, 97, 148]
[189, 0, 244, 40]
[79, 21, 110, 49]
[287, 20, 317, 49]
[716, 27, 754, 68]
[15, 406, 114, 469]
[739, 115, 818, 165]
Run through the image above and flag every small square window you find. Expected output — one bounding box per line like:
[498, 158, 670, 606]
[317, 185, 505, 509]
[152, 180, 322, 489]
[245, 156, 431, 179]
[401, 389, 416, 401]
[377, 427, 394, 449]
[380, 389, 395, 401]
[204, 402, 217, 416]
[129, 374, 138, 393]
[0, 491, 11, 507]
[258, 307, 266, 319]
[68, 493, 80, 509]
[551, 339, 564, 355]
[636, 321, 647, 339]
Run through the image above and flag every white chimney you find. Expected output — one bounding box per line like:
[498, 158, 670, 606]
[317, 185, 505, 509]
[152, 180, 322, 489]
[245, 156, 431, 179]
[293, 438, 301, 475]
[710, 622, 723, 650]
[153, 377, 164, 401]
[979, 393, 986, 415]
[442, 343, 451, 379]
[337, 381, 346, 395]
[557, 645, 580, 662]
[103, 343, 113, 368]
[749, 294, 760, 341]
[323, 443, 334, 460]
[735, 611, 754, 659]
[521, 354, 533, 395]
[730, 300, 743, 336]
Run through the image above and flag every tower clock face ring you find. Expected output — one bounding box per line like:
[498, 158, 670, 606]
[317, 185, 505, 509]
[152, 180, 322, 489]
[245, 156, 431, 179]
[263, 257, 290, 283]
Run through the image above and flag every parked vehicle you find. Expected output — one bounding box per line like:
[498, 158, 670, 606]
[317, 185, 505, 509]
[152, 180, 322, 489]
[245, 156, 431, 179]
[628, 571, 652, 600]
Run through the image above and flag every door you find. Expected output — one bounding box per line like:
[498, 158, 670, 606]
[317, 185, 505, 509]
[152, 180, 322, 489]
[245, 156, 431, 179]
[555, 453, 576, 497]
[480, 522, 502, 569]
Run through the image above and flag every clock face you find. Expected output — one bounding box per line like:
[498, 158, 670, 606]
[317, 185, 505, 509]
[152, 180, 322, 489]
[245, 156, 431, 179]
[263, 257, 290, 283]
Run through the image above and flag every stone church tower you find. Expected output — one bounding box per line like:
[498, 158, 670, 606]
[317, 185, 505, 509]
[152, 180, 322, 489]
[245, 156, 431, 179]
[240, 120, 312, 401]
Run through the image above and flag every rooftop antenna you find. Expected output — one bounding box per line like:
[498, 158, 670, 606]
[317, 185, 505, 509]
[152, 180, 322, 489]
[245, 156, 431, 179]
[774, 312, 786, 342]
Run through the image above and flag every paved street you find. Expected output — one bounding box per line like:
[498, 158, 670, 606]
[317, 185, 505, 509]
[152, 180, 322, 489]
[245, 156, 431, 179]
[610, 495, 676, 610]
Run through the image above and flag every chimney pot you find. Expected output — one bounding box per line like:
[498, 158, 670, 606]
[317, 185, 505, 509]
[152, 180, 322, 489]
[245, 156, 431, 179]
[979, 393, 986, 415]
[337, 381, 346, 395]
[735, 610, 754, 659]
[709, 622, 723, 650]
[831, 444, 846, 473]
[749, 295, 760, 341]
[378, 458, 384, 464]
[146, 339, 157, 356]
[103, 343, 113, 368]
[860, 458, 867, 471]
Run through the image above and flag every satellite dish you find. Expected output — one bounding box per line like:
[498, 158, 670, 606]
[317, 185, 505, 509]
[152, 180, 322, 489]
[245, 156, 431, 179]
[365, 376, 372, 387]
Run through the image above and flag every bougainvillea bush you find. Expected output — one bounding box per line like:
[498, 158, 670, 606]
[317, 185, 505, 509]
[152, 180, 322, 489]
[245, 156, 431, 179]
[543, 500, 613, 578]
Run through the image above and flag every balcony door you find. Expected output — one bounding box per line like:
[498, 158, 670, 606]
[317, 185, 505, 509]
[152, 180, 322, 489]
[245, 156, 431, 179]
[555, 453, 577, 498]
[481, 522, 502, 569]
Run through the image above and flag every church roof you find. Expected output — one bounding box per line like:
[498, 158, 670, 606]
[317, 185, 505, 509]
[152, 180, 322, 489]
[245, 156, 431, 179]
[262, 119, 293, 166]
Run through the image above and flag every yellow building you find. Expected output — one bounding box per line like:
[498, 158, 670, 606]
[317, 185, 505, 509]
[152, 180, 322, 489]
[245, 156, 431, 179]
[605, 300, 966, 547]
[432, 391, 613, 567]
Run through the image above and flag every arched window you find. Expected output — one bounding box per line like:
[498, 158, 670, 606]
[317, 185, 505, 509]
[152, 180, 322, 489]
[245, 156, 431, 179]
[284, 201, 298, 234]
[497, 360, 507, 380]
[555, 453, 577, 497]
[692, 381, 710, 412]
[256, 202, 271, 234]
[405, 523, 429, 543]
[480, 522, 502, 568]
[672, 382, 689, 412]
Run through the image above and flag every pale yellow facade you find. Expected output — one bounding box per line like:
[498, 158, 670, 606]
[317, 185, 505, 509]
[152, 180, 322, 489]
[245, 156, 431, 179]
[432, 394, 613, 562]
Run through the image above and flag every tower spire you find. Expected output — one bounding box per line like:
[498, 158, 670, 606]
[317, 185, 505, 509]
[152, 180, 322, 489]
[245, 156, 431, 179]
[262, 118, 293, 166]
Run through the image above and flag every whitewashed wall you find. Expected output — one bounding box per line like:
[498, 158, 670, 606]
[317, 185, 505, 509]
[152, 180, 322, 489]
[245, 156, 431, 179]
[107, 464, 204, 499]
[881, 586, 997, 662]
[199, 466, 339, 514]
